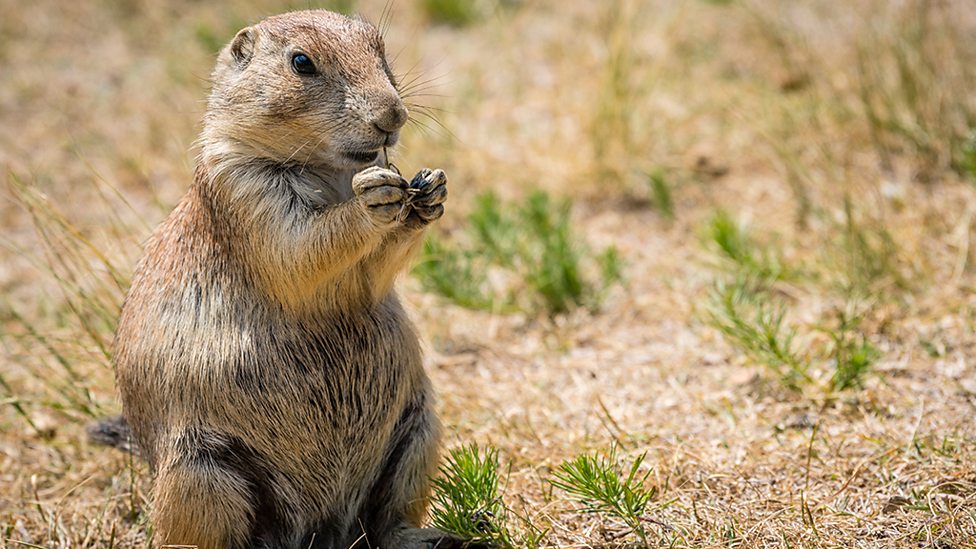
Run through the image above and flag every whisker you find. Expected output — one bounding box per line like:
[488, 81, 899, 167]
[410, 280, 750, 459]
[398, 73, 448, 97]
[406, 117, 436, 138]
[380, 0, 396, 38]
[399, 83, 448, 98]
[401, 91, 449, 100]
[393, 59, 426, 89]
[389, 43, 407, 67]
[280, 118, 347, 173]
[298, 134, 330, 176]
[396, 67, 427, 89]
[284, 137, 316, 165]
[405, 103, 451, 114]
[410, 110, 457, 141]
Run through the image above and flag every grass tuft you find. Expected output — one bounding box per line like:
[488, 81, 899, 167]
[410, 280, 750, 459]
[550, 445, 656, 547]
[707, 280, 881, 394]
[820, 303, 879, 392]
[415, 190, 622, 315]
[429, 444, 516, 547]
[646, 170, 675, 219]
[705, 210, 786, 284]
[834, 197, 903, 296]
[414, 237, 496, 311]
[956, 129, 976, 182]
[0, 173, 133, 425]
[706, 280, 809, 391]
[520, 192, 587, 313]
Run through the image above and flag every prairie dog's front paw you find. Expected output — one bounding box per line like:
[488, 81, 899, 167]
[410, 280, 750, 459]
[407, 168, 448, 224]
[352, 166, 409, 227]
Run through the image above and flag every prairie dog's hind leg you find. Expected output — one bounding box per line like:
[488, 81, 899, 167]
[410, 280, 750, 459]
[352, 394, 457, 548]
[151, 429, 285, 549]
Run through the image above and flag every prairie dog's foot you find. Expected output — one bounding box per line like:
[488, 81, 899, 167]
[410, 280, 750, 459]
[392, 527, 494, 549]
[406, 168, 448, 226]
[352, 166, 409, 227]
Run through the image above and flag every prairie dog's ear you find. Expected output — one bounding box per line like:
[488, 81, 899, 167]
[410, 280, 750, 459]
[229, 27, 256, 68]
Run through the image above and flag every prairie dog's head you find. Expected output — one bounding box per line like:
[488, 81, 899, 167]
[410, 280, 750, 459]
[203, 10, 407, 170]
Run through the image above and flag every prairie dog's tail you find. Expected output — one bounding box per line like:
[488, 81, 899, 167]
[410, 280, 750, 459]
[87, 414, 141, 456]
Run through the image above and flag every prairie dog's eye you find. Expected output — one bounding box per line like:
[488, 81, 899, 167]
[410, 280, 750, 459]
[291, 53, 316, 75]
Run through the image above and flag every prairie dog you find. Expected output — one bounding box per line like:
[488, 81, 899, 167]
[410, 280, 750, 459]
[111, 10, 464, 549]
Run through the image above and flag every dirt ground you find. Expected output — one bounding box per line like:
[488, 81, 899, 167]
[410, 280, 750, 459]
[2, 0, 976, 547]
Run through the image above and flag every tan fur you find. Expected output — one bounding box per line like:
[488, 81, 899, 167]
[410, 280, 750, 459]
[112, 10, 465, 549]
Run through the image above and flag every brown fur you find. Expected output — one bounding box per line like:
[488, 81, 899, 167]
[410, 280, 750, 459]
[112, 10, 462, 549]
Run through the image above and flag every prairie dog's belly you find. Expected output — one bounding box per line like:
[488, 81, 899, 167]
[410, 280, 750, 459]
[167, 294, 422, 425]
[126, 280, 423, 471]
[130, 300, 424, 540]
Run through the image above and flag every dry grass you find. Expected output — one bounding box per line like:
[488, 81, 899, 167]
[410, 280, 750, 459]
[2, 0, 976, 547]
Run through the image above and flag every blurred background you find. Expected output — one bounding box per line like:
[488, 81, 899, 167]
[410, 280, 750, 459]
[2, 0, 975, 546]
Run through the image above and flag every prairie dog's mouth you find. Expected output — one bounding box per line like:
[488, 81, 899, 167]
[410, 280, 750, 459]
[344, 150, 380, 164]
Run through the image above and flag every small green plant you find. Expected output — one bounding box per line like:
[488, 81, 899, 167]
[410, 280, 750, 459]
[519, 192, 614, 313]
[430, 444, 515, 547]
[830, 334, 878, 392]
[646, 170, 675, 219]
[414, 237, 495, 311]
[705, 210, 785, 284]
[706, 278, 884, 393]
[835, 197, 902, 296]
[422, 0, 478, 26]
[706, 281, 810, 391]
[820, 303, 879, 391]
[468, 192, 518, 265]
[955, 129, 976, 181]
[597, 246, 623, 290]
[550, 445, 656, 547]
[415, 190, 622, 315]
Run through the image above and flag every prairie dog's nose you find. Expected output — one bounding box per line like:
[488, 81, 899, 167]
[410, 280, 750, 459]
[371, 101, 408, 134]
